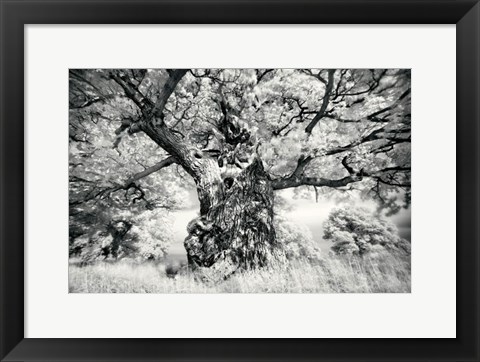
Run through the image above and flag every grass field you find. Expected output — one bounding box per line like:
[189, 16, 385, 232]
[69, 253, 410, 293]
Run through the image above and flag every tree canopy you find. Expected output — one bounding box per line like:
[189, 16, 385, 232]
[69, 68, 411, 262]
[70, 69, 410, 205]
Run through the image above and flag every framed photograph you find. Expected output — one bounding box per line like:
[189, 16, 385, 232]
[1, 0, 478, 361]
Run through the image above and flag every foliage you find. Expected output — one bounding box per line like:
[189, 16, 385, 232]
[323, 206, 411, 256]
[69, 68, 411, 214]
[127, 208, 174, 260]
[274, 213, 322, 262]
[69, 206, 173, 262]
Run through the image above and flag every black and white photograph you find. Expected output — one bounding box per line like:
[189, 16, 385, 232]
[69, 68, 411, 293]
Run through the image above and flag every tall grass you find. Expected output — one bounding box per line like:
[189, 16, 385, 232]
[69, 253, 410, 293]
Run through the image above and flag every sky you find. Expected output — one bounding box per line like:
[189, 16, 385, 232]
[168, 188, 411, 258]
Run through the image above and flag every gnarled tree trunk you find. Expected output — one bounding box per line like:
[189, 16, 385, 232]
[184, 157, 285, 282]
[183, 108, 286, 281]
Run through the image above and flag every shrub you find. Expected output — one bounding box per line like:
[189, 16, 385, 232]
[324, 206, 410, 257]
[71, 208, 173, 262]
[274, 213, 322, 262]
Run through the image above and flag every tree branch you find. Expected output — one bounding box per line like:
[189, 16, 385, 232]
[291, 154, 314, 177]
[70, 96, 104, 109]
[110, 69, 206, 180]
[124, 156, 177, 185]
[327, 87, 411, 124]
[341, 155, 355, 174]
[109, 70, 154, 112]
[256, 69, 274, 83]
[305, 69, 336, 134]
[319, 126, 411, 157]
[271, 154, 410, 191]
[70, 156, 177, 206]
[272, 174, 363, 190]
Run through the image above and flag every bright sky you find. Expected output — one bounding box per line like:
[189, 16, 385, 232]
[168, 188, 411, 257]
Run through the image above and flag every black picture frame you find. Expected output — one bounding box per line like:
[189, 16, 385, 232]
[1, 1, 479, 361]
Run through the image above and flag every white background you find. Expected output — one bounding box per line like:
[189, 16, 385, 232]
[25, 25, 456, 338]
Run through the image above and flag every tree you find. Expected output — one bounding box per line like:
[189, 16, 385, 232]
[323, 206, 411, 256]
[69, 68, 411, 280]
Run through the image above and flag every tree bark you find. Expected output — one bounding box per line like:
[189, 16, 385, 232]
[184, 157, 285, 282]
